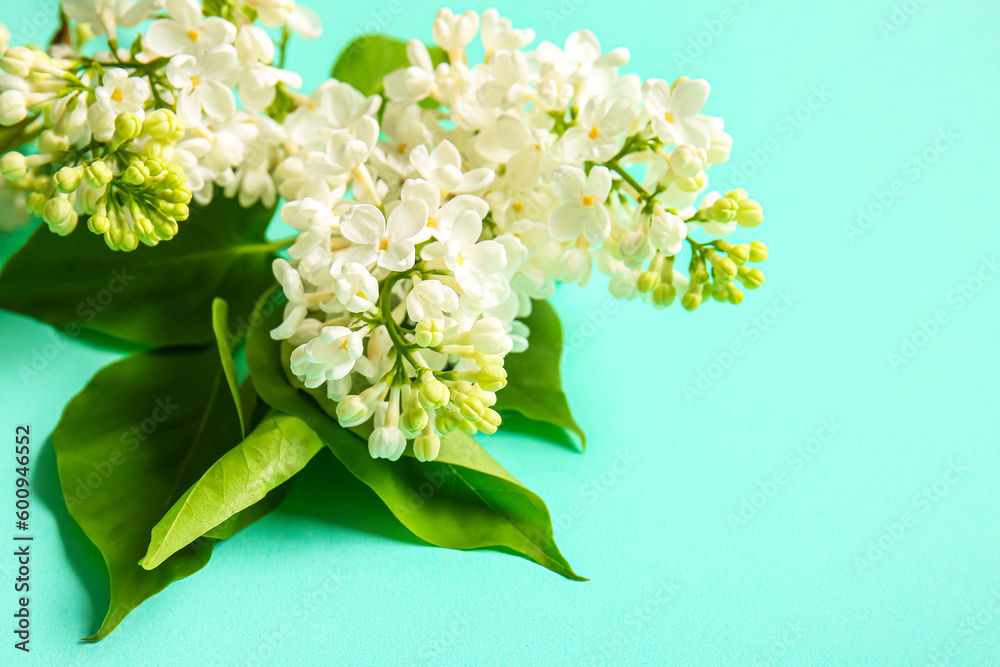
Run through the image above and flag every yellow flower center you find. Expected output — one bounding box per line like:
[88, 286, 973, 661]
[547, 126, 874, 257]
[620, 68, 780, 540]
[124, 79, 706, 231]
[187, 29, 200, 42]
[427, 216, 437, 228]
[356, 290, 368, 300]
[190, 75, 201, 87]
[588, 126, 600, 140]
[512, 202, 524, 213]
[664, 111, 675, 123]
[456, 253, 465, 265]
[340, 338, 350, 350]
[397, 142, 407, 154]
[582, 195, 595, 206]
[111, 88, 123, 102]
[378, 237, 389, 251]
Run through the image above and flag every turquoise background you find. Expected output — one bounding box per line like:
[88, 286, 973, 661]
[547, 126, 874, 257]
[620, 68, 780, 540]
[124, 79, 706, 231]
[2, 0, 999, 664]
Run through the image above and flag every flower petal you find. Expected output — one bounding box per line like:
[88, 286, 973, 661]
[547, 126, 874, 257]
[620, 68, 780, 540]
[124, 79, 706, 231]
[144, 20, 190, 57]
[387, 198, 428, 240]
[340, 204, 385, 244]
[198, 80, 236, 118]
[450, 209, 483, 248]
[463, 240, 507, 275]
[671, 77, 710, 117]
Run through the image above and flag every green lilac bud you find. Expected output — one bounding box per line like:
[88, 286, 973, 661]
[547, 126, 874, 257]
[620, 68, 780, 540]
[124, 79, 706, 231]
[652, 282, 676, 307]
[419, 376, 450, 409]
[109, 112, 142, 150]
[435, 412, 459, 435]
[681, 290, 703, 311]
[38, 130, 69, 154]
[736, 199, 764, 228]
[142, 109, 182, 140]
[726, 284, 744, 305]
[637, 270, 661, 293]
[414, 318, 444, 347]
[749, 241, 769, 263]
[43, 197, 75, 233]
[0, 90, 27, 126]
[458, 394, 484, 421]
[709, 197, 739, 222]
[84, 160, 114, 187]
[0, 151, 27, 180]
[53, 166, 84, 193]
[402, 407, 429, 434]
[25, 191, 46, 216]
[676, 172, 707, 193]
[477, 365, 507, 392]
[123, 164, 145, 186]
[738, 266, 765, 289]
[88, 214, 111, 234]
[0, 47, 34, 78]
[728, 243, 750, 264]
[413, 434, 441, 462]
[724, 188, 749, 202]
[706, 251, 737, 280]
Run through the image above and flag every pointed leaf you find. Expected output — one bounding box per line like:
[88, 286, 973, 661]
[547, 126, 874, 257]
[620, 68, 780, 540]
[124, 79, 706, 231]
[212, 297, 246, 437]
[0, 197, 277, 347]
[495, 299, 586, 448]
[246, 294, 584, 580]
[141, 410, 323, 569]
[52, 346, 241, 640]
[201, 481, 292, 540]
[331, 35, 447, 96]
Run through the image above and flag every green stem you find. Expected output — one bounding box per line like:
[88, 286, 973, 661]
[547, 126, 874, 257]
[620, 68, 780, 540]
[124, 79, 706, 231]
[606, 159, 649, 200]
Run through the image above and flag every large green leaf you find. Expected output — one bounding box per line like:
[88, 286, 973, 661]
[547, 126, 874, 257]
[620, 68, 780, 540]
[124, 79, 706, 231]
[0, 196, 277, 347]
[494, 299, 586, 448]
[52, 345, 242, 640]
[140, 411, 323, 569]
[246, 294, 584, 581]
[331, 34, 447, 97]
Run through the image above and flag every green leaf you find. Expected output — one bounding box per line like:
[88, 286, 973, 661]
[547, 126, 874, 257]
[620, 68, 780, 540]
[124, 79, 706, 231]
[494, 299, 586, 448]
[140, 411, 323, 569]
[212, 297, 245, 437]
[201, 481, 292, 540]
[52, 345, 242, 640]
[331, 35, 447, 97]
[202, 377, 292, 541]
[0, 196, 277, 347]
[246, 294, 584, 581]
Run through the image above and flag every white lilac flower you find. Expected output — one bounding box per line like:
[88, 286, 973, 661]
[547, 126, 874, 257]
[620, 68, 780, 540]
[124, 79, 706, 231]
[383, 39, 436, 103]
[642, 77, 712, 149]
[649, 209, 688, 256]
[290, 325, 366, 387]
[410, 140, 493, 194]
[400, 178, 489, 243]
[166, 47, 239, 125]
[94, 68, 150, 118]
[432, 9, 480, 55]
[407, 278, 459, 322]
[474, 114, 548, 191]
[424, 210, 507, 299]
[333, 263, 379, 313]
[550, 165, 612, 244]
[480, 9, 535, 58]
[337, 200, 428, 271]
[62, 0, 155, 37]
[144, 0, 237, 57]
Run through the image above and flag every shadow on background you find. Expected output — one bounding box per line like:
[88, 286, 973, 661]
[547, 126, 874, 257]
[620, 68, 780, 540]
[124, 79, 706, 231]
[35, 438, 109, 637]
[495, 410, 583, 453]
[275, 448, 427, 547]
